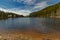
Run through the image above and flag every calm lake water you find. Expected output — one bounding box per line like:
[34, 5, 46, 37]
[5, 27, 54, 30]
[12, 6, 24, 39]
[0, 18, 60, 33]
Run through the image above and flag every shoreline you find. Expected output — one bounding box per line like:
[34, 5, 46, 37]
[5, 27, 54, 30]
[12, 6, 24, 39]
[0, 29, 60, 40]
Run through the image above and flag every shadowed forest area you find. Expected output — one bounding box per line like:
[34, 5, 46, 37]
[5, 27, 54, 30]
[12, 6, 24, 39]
[0, 11, 24, 19]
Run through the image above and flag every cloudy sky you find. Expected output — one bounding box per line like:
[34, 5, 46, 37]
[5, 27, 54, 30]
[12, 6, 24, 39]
[0, 0, 60, 16]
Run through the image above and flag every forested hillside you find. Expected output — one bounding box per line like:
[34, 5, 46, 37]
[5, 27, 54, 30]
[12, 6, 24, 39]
[29, 2, 60, 18]
[0, 11, 24, 19]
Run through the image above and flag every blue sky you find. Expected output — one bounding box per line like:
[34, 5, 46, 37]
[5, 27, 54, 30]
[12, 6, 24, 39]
[0, 0, 60, 16]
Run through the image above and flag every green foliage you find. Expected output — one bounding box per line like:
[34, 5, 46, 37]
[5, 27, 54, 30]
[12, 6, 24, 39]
[0, 10, 24, 19]
[29, 2, 60, 17]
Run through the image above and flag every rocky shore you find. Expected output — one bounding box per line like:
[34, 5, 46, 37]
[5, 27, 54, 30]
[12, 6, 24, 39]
[0, 29, 60, 40]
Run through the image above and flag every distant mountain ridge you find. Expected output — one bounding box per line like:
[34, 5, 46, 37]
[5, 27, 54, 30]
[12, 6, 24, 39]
[29, 2, 60, 18]
[0, 10, 24, 19]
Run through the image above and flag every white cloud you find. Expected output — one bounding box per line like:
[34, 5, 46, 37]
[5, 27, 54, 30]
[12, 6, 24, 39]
[23, 0, 36, 5]
[0, 8, 9, 12]
[0, 7, 31, 16]
[0, 1, 48, 16]
[14, 0, 36, 5]
[0, 1, 49, 16]
[33, 1, 48, 10]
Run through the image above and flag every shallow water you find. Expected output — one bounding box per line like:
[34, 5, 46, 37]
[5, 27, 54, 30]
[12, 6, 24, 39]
[0, 18, 60, 33]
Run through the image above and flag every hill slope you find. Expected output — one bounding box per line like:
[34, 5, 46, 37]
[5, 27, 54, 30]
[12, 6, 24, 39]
[0, 11, 24, 19]
[29, 2, 60, 18]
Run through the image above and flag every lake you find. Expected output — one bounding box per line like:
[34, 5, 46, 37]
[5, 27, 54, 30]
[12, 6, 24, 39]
[0, 18, 60, 33]
[0, 18, 60, 40]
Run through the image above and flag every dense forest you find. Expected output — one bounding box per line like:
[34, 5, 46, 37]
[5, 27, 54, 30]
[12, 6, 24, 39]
[29, 2, 60, 18]
[0, 10, 24, 19]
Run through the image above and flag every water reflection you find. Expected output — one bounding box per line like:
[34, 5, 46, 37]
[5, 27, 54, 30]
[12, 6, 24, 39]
[0, 18, 60, 33]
